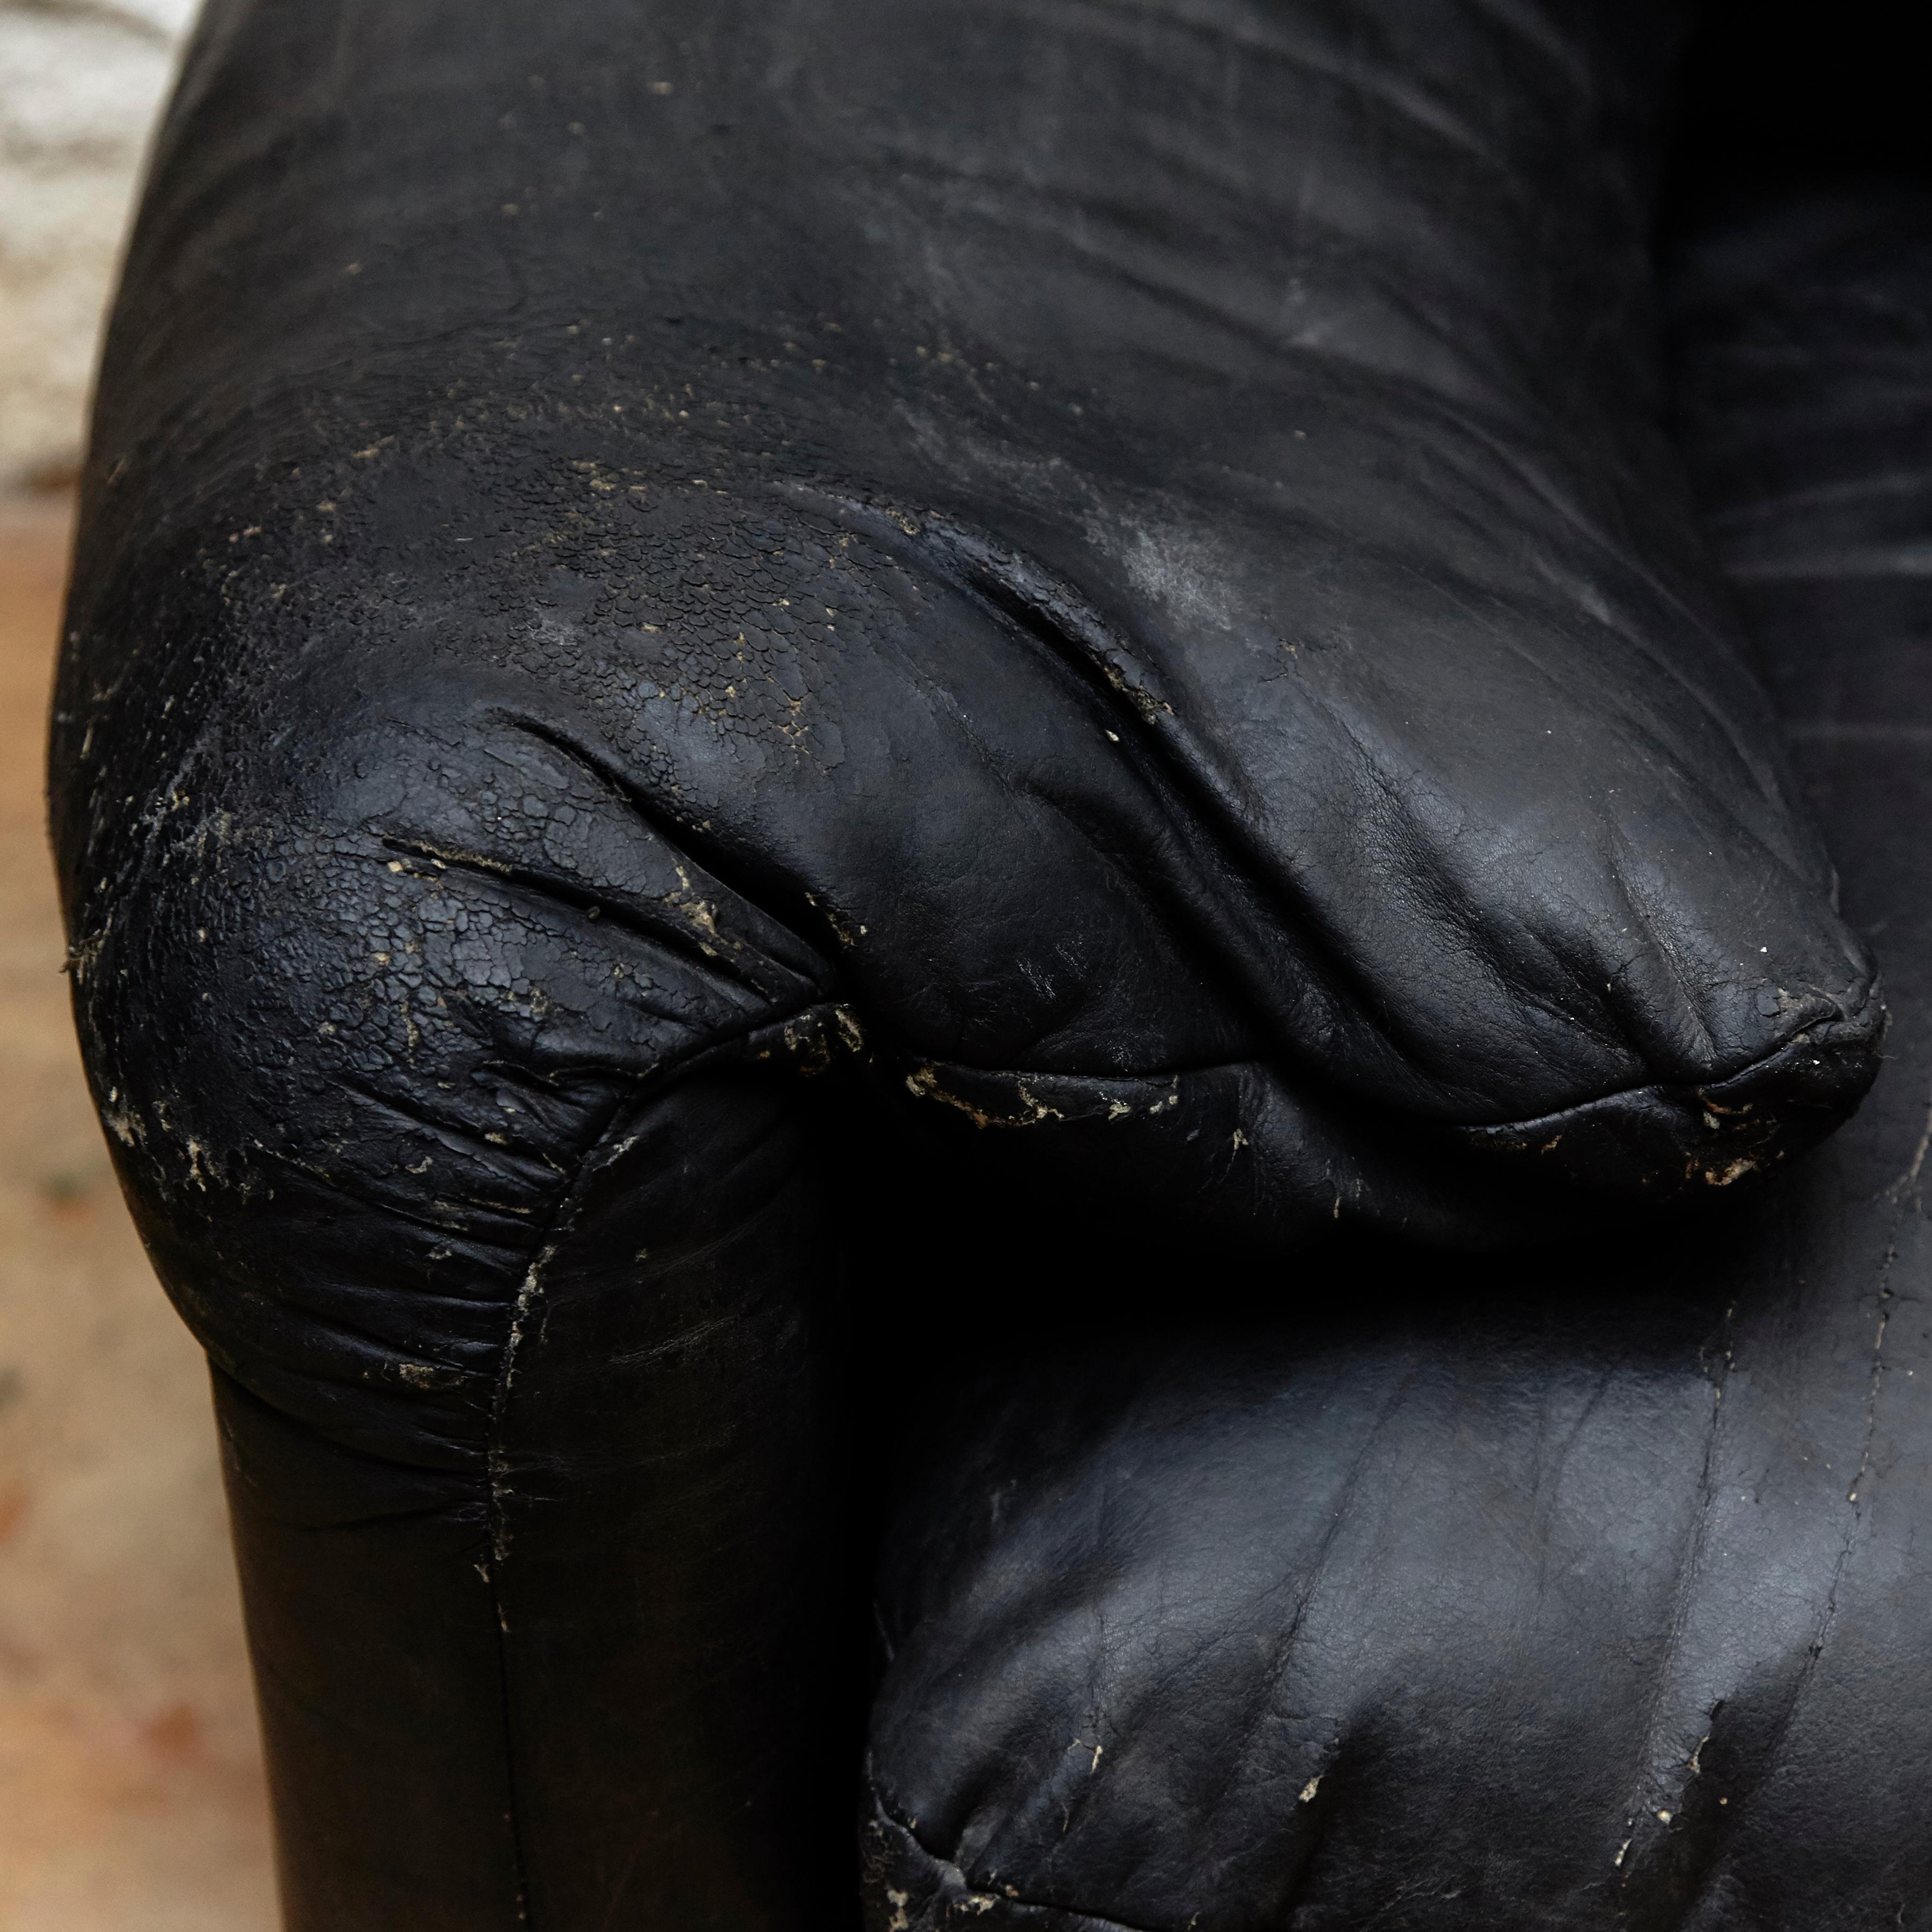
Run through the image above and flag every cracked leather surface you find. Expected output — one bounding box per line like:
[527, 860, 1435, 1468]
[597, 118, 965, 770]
[862, 173, 1932, 1932]
[43, 0, 1899, 1926]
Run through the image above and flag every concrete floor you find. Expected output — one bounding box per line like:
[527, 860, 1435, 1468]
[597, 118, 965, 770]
[0, 497, 276, 1931]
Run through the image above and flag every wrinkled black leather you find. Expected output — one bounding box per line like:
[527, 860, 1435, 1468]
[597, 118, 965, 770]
[45, 0, 1897, 1926]
[863, 179, 1932, 1929]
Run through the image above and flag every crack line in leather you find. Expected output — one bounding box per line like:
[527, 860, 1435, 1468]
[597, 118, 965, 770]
[869, 1786, 1177, 1932]
[1608, 1283, 1738, 1906]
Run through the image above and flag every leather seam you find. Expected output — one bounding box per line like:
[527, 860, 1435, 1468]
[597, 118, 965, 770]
[480, 1088, 633, 1930]
[476, 989, 842, 1927]
[901, 1019, 1879, 1138]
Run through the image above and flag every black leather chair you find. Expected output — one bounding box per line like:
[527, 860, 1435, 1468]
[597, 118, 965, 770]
[48, 1, 1927, 1924]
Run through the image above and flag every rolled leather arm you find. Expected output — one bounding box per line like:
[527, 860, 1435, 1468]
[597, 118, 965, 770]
[56, 488, 866, 1922]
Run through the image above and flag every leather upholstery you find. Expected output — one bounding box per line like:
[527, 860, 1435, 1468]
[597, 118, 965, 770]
[862, 175, 1932, 1931]
[42, 0, 1907, 1924]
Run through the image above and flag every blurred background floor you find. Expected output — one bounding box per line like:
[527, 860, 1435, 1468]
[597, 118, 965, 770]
[0, 494, 276, 1931]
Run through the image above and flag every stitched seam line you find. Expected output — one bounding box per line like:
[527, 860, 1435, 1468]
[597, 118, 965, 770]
[475, 985, 836, 1924]
[905, 1035, 1873, 1139]
[474, 976, 843, 1926]
[481, 1088, 631, 1929]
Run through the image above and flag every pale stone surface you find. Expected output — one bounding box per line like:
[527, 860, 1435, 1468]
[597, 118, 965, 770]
[0, 498, 275, 1930]
[0, 1, 193, 491]
[2, 17, 278, 1920]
